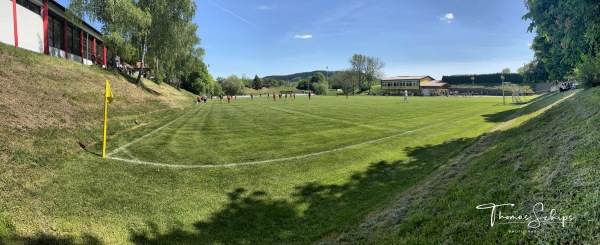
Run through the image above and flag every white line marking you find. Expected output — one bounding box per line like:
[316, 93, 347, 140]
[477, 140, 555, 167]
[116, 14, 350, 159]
[106, 113, 477, 168]
[107, 107, 198, 157]
[122, 149, 141, 162]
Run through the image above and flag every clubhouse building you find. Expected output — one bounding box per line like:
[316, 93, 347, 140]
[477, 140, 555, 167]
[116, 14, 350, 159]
[381, 76, 450, 96]
[1, 0, 117, 68]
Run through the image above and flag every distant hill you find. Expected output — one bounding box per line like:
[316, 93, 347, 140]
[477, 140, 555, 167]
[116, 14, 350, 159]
[264, 70, 338, 81]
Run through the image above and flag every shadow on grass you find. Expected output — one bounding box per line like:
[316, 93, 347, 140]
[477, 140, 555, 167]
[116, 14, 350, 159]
[2, 233, 101, 245]
[117, 72, 162, 96]
[482, 91, 574, 123]
[129, 138, 476, 244]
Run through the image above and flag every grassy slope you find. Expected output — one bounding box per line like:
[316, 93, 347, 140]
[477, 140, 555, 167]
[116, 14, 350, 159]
[0, 43, 194, 243]
[323, 89, 600, 244]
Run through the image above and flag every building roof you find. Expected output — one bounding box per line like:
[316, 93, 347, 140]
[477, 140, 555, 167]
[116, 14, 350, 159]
[381, 76, 435, 81]
[421, 80, 450, 88]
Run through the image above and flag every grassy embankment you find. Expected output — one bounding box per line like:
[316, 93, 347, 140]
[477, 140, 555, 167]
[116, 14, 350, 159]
[0, 42, 194, 243]
[321, 88, 600, 244]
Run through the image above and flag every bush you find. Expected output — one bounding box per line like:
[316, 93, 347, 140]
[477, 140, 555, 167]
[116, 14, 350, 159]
[313, 83, 328, 95]
[576, 55, 600, 88]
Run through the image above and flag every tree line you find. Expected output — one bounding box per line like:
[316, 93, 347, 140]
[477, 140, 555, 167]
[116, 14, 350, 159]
[521, 0, 600, 87]
[442, 73, 523, 85]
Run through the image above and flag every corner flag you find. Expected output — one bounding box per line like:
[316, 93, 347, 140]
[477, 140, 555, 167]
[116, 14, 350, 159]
[102, 80, 114, 157]
[106, 80, 114, 103]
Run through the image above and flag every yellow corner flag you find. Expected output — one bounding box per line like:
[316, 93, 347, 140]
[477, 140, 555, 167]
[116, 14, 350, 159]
[106, 80, 114, 103]
[102, 80, 114, 157]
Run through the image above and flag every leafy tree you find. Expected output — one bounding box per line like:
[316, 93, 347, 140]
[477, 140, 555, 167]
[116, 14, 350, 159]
[523, 0, 600, 81]
[69, 0, 151, 85]
[349, 54, 385, 93]
[502, 68, 511, 74]
[241, 74, 252, 88]
[575, 55, 600, 88]
[310, 72, 326, 84]
[330, 69, 354, 93]
[69, 0, 202, 87]
[521, 60, 549, 83]
[221, 75, 244, 95]
[313, 83, 328, 95]
[364, 56, 385, 92]
[252, 75, 263, 90]
[296, 79, 310, 90]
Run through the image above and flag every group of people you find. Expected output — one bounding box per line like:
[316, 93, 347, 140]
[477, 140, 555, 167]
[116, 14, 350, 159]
[196, 94, 208, 104]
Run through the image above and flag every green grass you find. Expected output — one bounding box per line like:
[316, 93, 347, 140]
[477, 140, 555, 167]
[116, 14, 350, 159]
[6, 93, 532, 244]
[335, 89, 600, 244]
[3, 42, 596, 244]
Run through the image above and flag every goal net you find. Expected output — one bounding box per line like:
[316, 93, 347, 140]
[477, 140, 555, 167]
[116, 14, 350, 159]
[510, 83, 527, 104]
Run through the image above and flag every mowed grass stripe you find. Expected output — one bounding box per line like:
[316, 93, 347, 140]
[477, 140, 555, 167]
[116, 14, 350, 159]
[124, 100, 389, 165]
[107, 108, 497, 168]
[107, 104, 205, 157]
[110, 96, 513, 167]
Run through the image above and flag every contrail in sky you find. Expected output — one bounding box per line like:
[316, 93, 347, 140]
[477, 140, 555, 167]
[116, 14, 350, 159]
[205, 0, 258, 28]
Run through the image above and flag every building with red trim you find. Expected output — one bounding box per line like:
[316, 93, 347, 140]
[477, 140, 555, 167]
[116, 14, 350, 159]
[1, 0, 112, 67]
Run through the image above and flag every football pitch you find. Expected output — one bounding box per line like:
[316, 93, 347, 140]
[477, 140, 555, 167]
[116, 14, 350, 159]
[106, 95, 515, 168]
[81, 95, 523, 243]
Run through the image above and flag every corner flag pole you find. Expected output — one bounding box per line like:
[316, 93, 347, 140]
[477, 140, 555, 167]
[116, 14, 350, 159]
[102, 80, 114, 158]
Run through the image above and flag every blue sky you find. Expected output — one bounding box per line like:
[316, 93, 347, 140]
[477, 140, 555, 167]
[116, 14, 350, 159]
[56, 0, 535, 80]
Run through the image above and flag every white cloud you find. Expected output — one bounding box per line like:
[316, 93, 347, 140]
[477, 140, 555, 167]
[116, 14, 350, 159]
[257, 5, 273, 10]
[440, 13, 455, 23]
[294, 34, 313, 39]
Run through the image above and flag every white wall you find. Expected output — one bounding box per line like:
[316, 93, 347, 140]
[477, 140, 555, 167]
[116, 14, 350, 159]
[16, 4, 44, 53]
[0, 1, 15, 46]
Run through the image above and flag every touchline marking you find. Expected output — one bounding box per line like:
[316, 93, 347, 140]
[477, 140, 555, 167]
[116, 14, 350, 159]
[107, 106, 199, 157]
[106, 113, 478, 169]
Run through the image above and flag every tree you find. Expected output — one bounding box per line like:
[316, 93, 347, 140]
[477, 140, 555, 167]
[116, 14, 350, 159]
[502, 68, 511, 74]
[330, 69, 354, 93]
[252, 75, 263, 90]
[364, 57, 385, 92]
[310, 72, 326, 84]
[296, 79, 310, 90]
[70, 0, 203, 87]
[313, 83, 328, 95]
[349, 54, 385, 93]
[523, 0, 600, 81]
[221, 75, 244, 95]
[521, 59, 549, 83]
[575, 55, 600, 88]
[69, 0, 151, 86]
